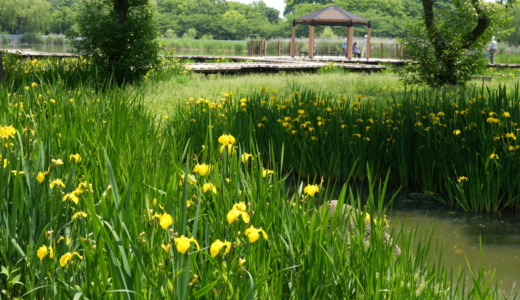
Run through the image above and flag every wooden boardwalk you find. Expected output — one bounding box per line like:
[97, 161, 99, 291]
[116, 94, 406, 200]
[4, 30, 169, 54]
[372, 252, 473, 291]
[1, 48, 76, 58]
[185, 61, 385, 74]
[2, 49, 520, 74]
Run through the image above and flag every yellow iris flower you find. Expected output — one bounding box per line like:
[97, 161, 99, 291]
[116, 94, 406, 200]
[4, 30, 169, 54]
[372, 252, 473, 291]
[69, 153, 82, 163]
[37, 245, 48, 260]
[161, 243, 171, 252]
[303, 184, 319, 197]
[244, 225, 268, 243]
[59, 252, 83, 267]
[202, 182, 217, 194]
[51, 159, 64, 166]
[489, 153, 499, 160]
[49, 179, 66, 189]
[193, 164, 211, 176]
[71, 211, 88, 220]
[218, 134, 236, 146]
[36, 171, 47, 183]
[63, 192, 80, 205]
[0, 125, 16, 139]
[174, 235, 200, 254]
[154, 212, 173, 229]
[226, 202, 250, 224]
[210, 239, 232, 257]
[241, 153, 253, 163]
[262, 169, 274, 178]
[220, 144, 235, 154]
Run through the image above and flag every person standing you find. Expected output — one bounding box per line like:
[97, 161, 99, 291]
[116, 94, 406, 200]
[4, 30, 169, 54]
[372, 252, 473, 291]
[353, 42, 361, 58]
[489, 36, 498, 64]
[342, 39, 347, 56]
[362, 35, 368, 58]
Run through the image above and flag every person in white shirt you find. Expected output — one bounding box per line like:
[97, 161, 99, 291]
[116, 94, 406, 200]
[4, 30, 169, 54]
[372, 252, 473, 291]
[362, 35, 368, 58]
[489, 36, 498, 64]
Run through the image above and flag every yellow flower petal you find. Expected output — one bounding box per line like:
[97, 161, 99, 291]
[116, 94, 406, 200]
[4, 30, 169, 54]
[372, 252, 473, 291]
[157, 212, 173, 229]
[37, 245, 48, 260]
[193, 164, 211, 176]
[60, 252, 83, 267]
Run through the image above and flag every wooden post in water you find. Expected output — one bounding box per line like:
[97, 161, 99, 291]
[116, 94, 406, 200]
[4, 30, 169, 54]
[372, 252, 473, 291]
[264, 40, 267, 56]
[278, 41, 281, 56]
[395, 44, 398, 58]
[380, 43, 383, 58]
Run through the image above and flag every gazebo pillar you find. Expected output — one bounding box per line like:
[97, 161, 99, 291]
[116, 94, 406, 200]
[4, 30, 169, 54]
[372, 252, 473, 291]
[291, 23, 296, 57]
[309, 25, 315, 59]
[366, 23, 372, 59]
[346, 26, 354, 59]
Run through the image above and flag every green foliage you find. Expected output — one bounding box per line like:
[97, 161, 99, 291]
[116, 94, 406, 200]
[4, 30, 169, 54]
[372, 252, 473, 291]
[155, 0, 282, 40]
[0, 0, 51, 34]
[20, 32, 44, 44]
[0, 70, 502, 297]
[501, 5, 520, 46]
[72, 0, 160, 85]
[182, 28, 197, 39]
[401, 0, 513, 87]
[0, 33, 8, 44]
[168, 80, 520, 212]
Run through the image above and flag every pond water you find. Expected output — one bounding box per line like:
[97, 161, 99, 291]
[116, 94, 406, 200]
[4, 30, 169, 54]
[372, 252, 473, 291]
[2, 44, 248, 56]
[2, 44, 74, 53]
[389, 199, 520, 297]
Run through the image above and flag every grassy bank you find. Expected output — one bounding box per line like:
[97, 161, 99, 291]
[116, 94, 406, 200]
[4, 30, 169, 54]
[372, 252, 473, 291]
[0, 56, 507, 298]
[161, 38, 248, 53]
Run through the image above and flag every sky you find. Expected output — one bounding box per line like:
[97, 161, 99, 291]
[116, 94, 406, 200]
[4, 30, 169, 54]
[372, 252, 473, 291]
[230, 0, 286, 15]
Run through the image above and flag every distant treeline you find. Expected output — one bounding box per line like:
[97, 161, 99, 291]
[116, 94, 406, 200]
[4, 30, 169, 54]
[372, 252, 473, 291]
[0, 0, 518, 43]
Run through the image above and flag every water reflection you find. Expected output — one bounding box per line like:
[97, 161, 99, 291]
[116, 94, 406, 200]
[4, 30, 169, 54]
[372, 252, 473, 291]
[389, 199, 520, 297]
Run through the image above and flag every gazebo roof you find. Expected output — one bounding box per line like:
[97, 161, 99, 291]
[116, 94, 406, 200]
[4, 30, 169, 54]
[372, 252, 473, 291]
[293, 5, 369, 27]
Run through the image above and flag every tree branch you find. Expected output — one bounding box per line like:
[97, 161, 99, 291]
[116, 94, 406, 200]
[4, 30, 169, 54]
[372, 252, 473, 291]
[461, 2, 490, 49]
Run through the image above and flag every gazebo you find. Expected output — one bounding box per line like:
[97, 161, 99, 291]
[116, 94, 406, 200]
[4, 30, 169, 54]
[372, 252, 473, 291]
[290, 5, 371, 59]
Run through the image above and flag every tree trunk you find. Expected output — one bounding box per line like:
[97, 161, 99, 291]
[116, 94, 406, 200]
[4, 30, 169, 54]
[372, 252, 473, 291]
[422, 0, 491, 86]
[114, 0, 129, 24]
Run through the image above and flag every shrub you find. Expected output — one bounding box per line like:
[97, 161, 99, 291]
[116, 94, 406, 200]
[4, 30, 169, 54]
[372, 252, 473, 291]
[72, 0, 160, 86]
[20, 32, 43, 44]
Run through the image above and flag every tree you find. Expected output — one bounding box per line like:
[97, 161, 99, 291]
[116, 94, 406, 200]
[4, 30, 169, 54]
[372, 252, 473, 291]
[72, 0, 160, 85]
[0, 0, 51, 34]
[402, 0, 512, 87]
[502, 4, 520, 45]
[284, 0, 332, 15]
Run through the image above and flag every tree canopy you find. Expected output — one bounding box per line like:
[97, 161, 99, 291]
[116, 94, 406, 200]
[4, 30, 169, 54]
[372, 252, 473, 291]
[0, 0, 516, 46]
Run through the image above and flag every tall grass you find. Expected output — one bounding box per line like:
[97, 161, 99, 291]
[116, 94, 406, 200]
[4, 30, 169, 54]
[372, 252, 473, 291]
[164, 79, 520, 212]
[1, 53, 186, 90]
[161, 38, 247, 52]
[0, 60, 503, 298]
